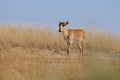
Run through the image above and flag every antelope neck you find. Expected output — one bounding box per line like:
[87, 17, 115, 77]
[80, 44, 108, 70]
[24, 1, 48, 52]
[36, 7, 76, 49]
[62, 28, 68, 39]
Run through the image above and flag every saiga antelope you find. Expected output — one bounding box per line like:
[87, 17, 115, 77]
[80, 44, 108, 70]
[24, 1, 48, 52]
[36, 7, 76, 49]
[59, 21, 85, 57]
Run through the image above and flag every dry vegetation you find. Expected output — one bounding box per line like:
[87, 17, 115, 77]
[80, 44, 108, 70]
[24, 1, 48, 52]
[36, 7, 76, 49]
[0, 25, 120, 80]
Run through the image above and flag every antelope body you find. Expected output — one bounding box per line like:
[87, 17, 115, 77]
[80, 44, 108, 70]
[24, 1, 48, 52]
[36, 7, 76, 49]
[59, 21, 85, 57]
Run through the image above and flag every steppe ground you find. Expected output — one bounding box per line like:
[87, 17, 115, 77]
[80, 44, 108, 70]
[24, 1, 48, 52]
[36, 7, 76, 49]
[0, 25, 120, 80]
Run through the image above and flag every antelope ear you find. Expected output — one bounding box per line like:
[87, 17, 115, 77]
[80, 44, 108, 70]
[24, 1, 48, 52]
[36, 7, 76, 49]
[66, 21, 69, 25]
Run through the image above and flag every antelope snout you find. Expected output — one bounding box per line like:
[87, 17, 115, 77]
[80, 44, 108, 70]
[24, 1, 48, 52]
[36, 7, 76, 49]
[59, 30, 61, 32]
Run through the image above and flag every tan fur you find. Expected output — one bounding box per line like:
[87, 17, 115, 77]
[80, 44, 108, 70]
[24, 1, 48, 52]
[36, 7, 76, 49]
[59, 21, 85, 57]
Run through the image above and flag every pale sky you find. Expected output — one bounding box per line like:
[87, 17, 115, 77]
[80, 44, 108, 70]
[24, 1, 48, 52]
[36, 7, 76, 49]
[0, 0, 120, 35]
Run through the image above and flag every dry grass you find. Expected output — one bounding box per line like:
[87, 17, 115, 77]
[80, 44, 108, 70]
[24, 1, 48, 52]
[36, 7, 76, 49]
[0, 25, 120, 80]
[86, 28, 120, 52]
[0, 25, 66, 50]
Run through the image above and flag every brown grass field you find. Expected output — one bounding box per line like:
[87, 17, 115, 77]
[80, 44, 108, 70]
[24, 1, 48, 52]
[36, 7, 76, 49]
[0, 25, 120, 80]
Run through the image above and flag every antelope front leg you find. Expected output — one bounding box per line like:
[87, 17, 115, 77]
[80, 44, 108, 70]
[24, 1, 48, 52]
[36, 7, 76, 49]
[67, 42, 72, 60]
[67, 42, 72, 56]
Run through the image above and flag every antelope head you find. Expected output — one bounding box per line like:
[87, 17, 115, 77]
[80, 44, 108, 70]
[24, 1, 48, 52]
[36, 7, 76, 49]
[59, 21, 69, 32]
